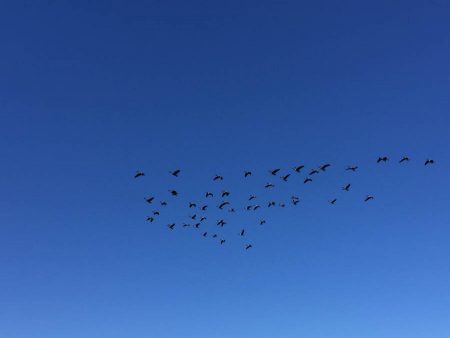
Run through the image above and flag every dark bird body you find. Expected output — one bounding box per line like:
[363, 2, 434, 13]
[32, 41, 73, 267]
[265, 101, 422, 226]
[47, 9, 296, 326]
[134, 171, 145, 178]
[425, 159, 434, 166]
[170, 169, 181, 177]
[343, 184, 351, 191]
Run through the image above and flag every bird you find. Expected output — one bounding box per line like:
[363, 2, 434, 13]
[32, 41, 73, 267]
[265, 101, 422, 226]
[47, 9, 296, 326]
[364, 195, 374, 202]
[190, 214, 197, 220]
[329, 198, 337, 205]
[213, 175, 224, 181]
[168, 223, 175, 230]
[134, 171, 145, 178]
[228, 208, 235, 213]
[194, 223, 200, 228]
[217, 219, 226, 227]
[281, 174, 291, 181]
[205, 192, 214, 198]
[212, 234, 218, 238]
[260, 220, 266, 225]
[270, 168, 281, 176]
[146, 217, 154, 222]
[346, 165, 358, 171]
[153, 211, 160, 216]
[245, 244, 253, 250]
[377, 156, 389, 163]
[253, 205, 261, 210]
[200, 216, 207, 222]
[292, 199, 300, 206]
[268, 201, 276, 207]
[222, 191, 230, 197]
[399, 156, 410, 163]
[320, 164, 331, 171]
[265, 183, 275, 188]
[189, 202, 197, 208]
[279, 203, 286, 208]
[425, 159, 434, 166]
[182, 223, 190, 227]
[218, 201, 230, 209]
[244, 171, 252, 177]
[145, 197, 155, 204]
[246, 205, 253, 211]
[309, 169, 320, 175]
[293, 165, 304, 172]
[291, 195, 300, 201]
[220, 239, 226, 245]
[304, 177, 312, 184]
[169, 190, 178, 196]
[201, 205, 208, 211]
[240, 229, 245, 236]
[170, 169, 181, 177]
[160, 201, 167, 206]
[343, 183, 351, 191]
[249, 195, 257, 201]
[202, 232, 208, 237]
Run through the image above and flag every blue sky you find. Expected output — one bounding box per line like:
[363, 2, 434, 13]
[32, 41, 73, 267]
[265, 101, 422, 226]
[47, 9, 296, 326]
[1, 1, 450, 337]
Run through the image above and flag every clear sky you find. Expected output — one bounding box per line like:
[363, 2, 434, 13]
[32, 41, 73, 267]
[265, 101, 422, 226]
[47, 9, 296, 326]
[1, 1, 450, 337]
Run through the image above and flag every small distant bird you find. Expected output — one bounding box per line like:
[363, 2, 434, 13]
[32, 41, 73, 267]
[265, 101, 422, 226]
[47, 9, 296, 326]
[213, 175, 224, 181]
[202, 232, 208, 237]
[228, 208, 235, 213]
[343, 184, 351, 191]
[364, 195, 374, 202]
[220, 239, 226, 245]
[160, 201, 167, 206]
[212, 234, 218, 238]
[329, 198, 337, 205]
[190, 214, 197, 220]
[253, 205, 261, 210]
[168, 223, 175, 230]
[146, 217, 154, 222]
[265, 183, 275, 188]
[244, 171, 252, 177]
[279, 203, 286, 208]
[222, 191, 230, 197]
[219, 201, 230, 209]
[145, 197, 155, 204]
[320, 164, 331, 171]
[200, 217, 207, 222]
[260, 220, 266, 225]
[425, 159, 434, 166]
[153, 211, 160, 216]
[281, 174, 291, 181]
[170, 169, 180, 177]
[245, 244, 253, 250]
[377, 156, 389, 163]
[182, 223, 190, 227]
[240, 229, 245, 236]
[194, 223, 200, 228]
[346, 165, 358, 171]
[201, 205, 208, 211]
[134, 171, 145, 178]
[270, 168, 281, 176]
[293, 165, 304, 172]
[246, 205, 253, 211]
[169, 190, 178, 196]
[309, 169, 320, 175]
[189, 202, 197, 208]
[268, 201, 276, 207]
[304, 177, 313, 184]
[399, 156, 410, 163]
[249, 195, 257, 201]
[205, 192, 214, 198]
[291, 195, 300, 201]
[292, 199, 300, 206]
[217, 219, 226, 227]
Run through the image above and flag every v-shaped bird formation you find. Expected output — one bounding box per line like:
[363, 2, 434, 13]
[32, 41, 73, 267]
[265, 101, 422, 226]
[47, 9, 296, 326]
[134, 156, 435, 250]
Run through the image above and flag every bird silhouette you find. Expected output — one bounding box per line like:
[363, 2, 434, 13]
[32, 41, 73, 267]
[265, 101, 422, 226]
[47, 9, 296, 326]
[260, 220, 266, 225]
[220, 239, 226, 245]
[201, 205, 208, 211]
[160, 201, 167, 206]
[304, 177, 313, 184]
[292, 199, 300, 206]
[134, 171, 145, 178]
[279, 203, 286, 208]
[244, 171, 252, 177]
[240, 229, 245, 236]
[309, 169, 320, 175]
[229, 208, 236, 213]
[343, 184, 351, 191]
[168, 223, 175, 230]
[202, 232, 208, 237]
[145, 197, 155, 204]
[377, 156, 389, 163]
[153, 211, 160, 216]
[194, 223, 200, 228]
[253, 205, 261, 210]
[146, 217, 154, 222]
[213, 175, 224, 181]
[217, 219, 226, 227]
[219, 201, 230, 209]
[182, 223, 190, 227]
[200, 216, 207, 222]
[320, 164, 331, 171]
[268, 201, 276, 207]
[399, 156, 410, 163]
[190, 214, 197, 220]
[281, 174, 291, 181]
[169, 190, 178, 196]
[346, 165, 358, 171]
[246, 205, 253, 211]
[170, 169, 181, 177]
[222, 191, 230, 197]
[245, 244, 253, 250]
[329, 198, 337, 205]
[270, 168, 281, 176]
[249, 195, 257, 201]
[364, 195, 374, 202]
[205, 192, 214, 198]
[425, 159, 434, 166]
[212, 234, 218, 238]
[293, 165, 305, 172]
[189, 202, 197, 208]
[265, 183, 275, 188]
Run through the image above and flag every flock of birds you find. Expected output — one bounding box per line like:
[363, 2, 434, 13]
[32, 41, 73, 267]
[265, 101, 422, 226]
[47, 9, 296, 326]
[134, 156, 435, 250]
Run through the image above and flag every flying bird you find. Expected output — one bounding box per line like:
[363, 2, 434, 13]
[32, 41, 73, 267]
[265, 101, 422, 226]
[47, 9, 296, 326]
[220, 239, 226, 245]
[222, 191, 230, 197]
[425, 159, 434, 166]
[343, 184, 351, 191]
[170, 169, 181, 177]
[268, 201, 276, 207]
[201, 205, 208, 211]
[245, 244, 253, 250]
[190, 214, 197, 220]
[169, 190, 178, 196]
[153, 211, 160, 216]
[205, 192, 214, 198]
[182, 223, 191, 227]
[346, 165, 358, 171]
[399, 156, 410, 163]
[246, 205, 253, 211]
[228, 208, 235, 213]
[265, 183, 275, 188]
[249, 195, 257, 201]
[329, 198, 337, 205]
[202, 232, 208, 237]
[293, 165, 305, 172]
[253, 205, 261, 210]
[281, 174, 291, 181]
[212, 234, 218, 238]
[279, 203, 286, 208]
[244, 171, 252, 177]
[292, 199, 300, 206]
[240, 229, 245, 236]
[260, 220, 266, 225]
[364, 195, 374, 202]
[168, 223, 175, 230]
[145, 197, 155, 204]
[218, 201, 230, 209]
[377, 156, 389, 163]
[200, 217, 207, 222]
[309, 169, 320, 175]
[213, 175, 224, 181]
[160, 201, 167, 206]
[134, 171, 145, 178]
[304, 177, 313, 184]
[320, 164, 331, 171]
[146, 217, 154, 222]
[194, 223, 200, 228]
[189, 202, 197, 208]
[217, 219, 226, 227]
[270, 168, 281, 176]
